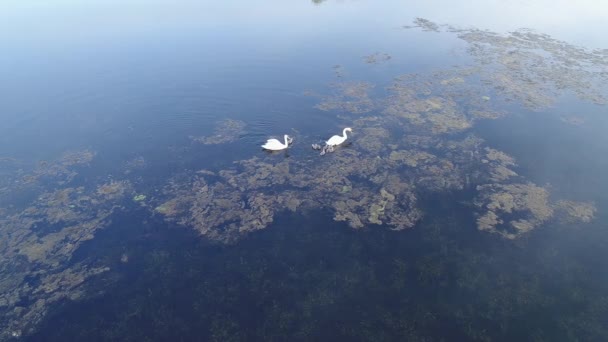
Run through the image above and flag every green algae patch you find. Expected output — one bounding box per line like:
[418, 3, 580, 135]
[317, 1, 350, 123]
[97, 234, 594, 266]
[133, 194, 147, 202]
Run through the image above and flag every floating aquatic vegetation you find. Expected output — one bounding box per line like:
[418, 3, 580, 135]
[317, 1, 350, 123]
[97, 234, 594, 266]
[405, 19, 608, 110]
[357, 126, 390, 154]
[439, 77, 465, 86]
[555, 200, 597, 223]
[97, 180, 132, 200]
[474, 183, 596, 239]
[123, 156, 146, 175]
[196, 169, 216, 176]
[470, 109, 504, 120]
[383, 85, 472, 134]
[482, 147, 518, 182]
[389, 150, 436, 167]
[364, 52, 392, 64]
[156, 119, 526, 241]
[403, 18, 441, 32]
[333, 185, 421, 230]
[315, 81, 376, 114]
[189, 186, 297, 240]
[155, 198, 186, 216]
[0, 150, 98, 212]
[155, 78, 586, 242]
[18, 150, 95, 187]
[312, 69, 504, 136]
[332, 64, 347, 78]
[296, 22, 605, 243]
[152, 21, 603, 245]
[475, 183, 554, 239]
[154, 135, 429, 241]
[58, 150, 95, 166]
[155, 172, 303, 243]
[190, 119, 246, 145]
[0, 152, 133, 339]
[1, 263, 109, 340]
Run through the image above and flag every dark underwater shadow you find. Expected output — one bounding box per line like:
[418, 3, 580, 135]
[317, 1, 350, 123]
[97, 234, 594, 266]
[25, 193, 608, 342]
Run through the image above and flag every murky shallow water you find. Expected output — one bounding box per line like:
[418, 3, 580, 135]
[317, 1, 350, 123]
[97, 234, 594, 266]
[1, 1, 607, 340]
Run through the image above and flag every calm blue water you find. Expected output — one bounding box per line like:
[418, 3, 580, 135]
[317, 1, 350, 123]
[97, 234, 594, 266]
[1, 1, 608, 340]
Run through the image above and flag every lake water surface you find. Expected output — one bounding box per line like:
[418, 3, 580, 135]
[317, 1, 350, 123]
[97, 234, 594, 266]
[1, 1, 607, 341]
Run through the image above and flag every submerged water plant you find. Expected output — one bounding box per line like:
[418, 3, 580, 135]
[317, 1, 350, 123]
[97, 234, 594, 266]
[0, 152, 134, 339]
[190, 119, 246, 145]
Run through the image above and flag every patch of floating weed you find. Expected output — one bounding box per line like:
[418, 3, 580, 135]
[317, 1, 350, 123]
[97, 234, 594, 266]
[364, 52, 392, 64]
[97, 180, 132, 200]
[315, 81, 376, 114]
[190, 119, 246, 145]
[482, 148, 518, 182]
[154, 122, 528, 242]
[407, 19, 608, 109]
[475, 183, 554, 239]
[155, 20, 604, 243]
[555, 200, 596, 223]
[357, 126, 391, 154]
[475, 183, 596, 239]
[403, 18, 441, 32]
[123, 156, 146, 175]
[384, 92, 472, 134]
[0, 152, 133, 339]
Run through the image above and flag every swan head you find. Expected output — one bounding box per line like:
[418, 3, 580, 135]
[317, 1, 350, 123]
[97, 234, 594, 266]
[344, 127, 353, 133]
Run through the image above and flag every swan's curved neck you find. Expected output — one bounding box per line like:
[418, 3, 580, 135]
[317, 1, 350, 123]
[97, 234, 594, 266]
[342, 129, 349, 138]
[283, 135, 289, 146]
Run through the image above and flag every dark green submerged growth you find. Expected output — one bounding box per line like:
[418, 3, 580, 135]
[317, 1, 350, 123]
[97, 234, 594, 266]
[26, 199, 608, 341]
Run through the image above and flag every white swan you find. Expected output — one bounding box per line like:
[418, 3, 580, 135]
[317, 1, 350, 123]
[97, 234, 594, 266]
[262, 134, 291, 151]
[326, 127, 353, 146]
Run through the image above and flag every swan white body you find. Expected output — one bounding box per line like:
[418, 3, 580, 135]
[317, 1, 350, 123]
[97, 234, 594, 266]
[262, 134, 291, 151]
[326, 127, 353, 146]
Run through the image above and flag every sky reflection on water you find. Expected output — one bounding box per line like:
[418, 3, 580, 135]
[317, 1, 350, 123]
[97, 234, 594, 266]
[3, 0, 605, 161]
